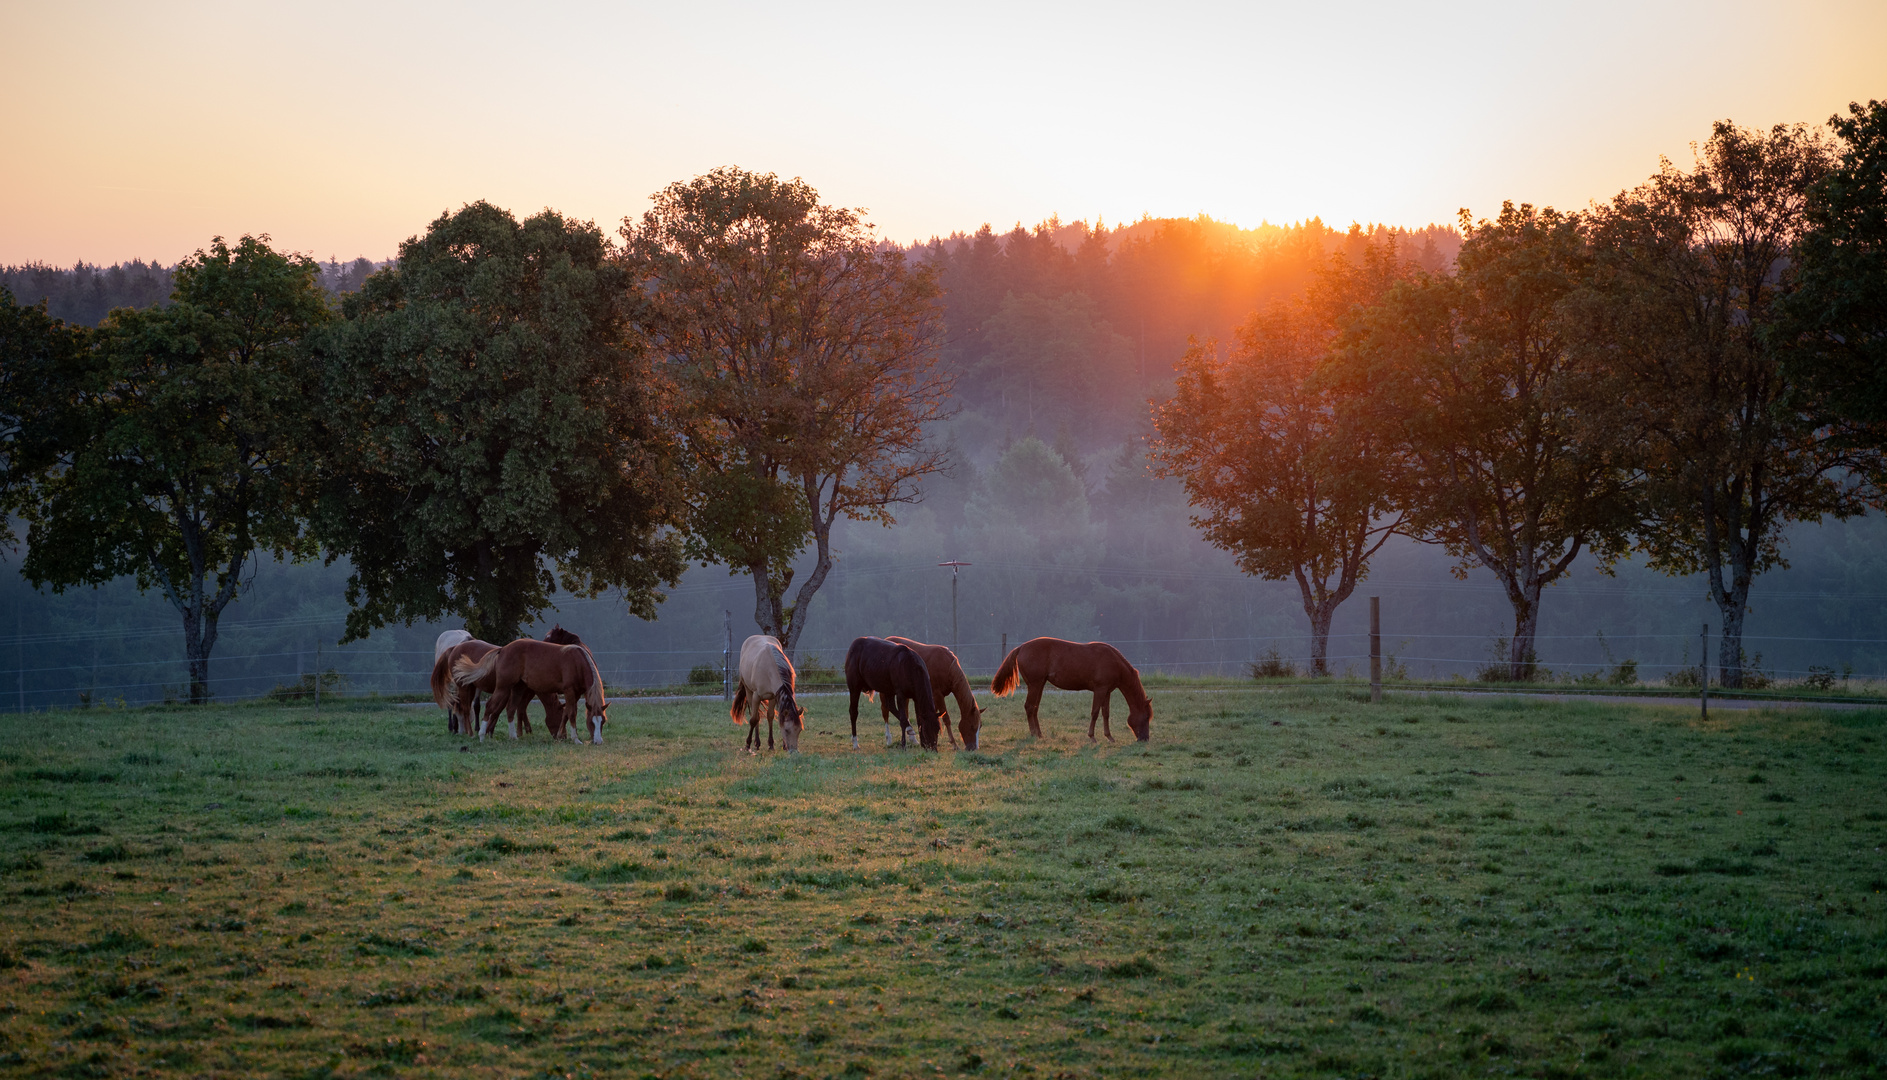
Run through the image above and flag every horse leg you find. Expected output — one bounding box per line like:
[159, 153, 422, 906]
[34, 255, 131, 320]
[939, 698, 959, 749]
[767, 699, 776, 751]
[747, 694, 761, 754]
[879, 696, 894, 748]
[1088, 693, 1102, 741]
[565, 686, 584, 745]
[1098, 690, 1115, 742]
[893, 697, 911, 748]
[849, 689, 861, 749]
[1024, 679, 1045, 738]
[482, 685, 508, 742]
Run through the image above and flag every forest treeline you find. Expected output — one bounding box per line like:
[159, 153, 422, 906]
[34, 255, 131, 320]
[0, 256, 383, 327]
[2, 106, 1884, 707]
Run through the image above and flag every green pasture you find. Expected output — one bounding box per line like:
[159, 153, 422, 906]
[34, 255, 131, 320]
[0, 687, 1883, 1078]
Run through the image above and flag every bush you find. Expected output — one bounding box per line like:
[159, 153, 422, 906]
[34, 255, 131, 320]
[1249, 648, 1295, 680]
[1607, 658, 1639, 685]
[795, 655, 839, 683]
[1800, 665, 1838, 692]
[687, 664, 721, 686]
[267, 669, 343, 702]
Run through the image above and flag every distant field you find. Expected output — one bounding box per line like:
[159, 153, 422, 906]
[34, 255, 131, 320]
[1, 687, 1883, 1078]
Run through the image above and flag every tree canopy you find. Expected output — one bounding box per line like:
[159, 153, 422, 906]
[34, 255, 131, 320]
[312, 202, 686, 643]
[622, 167, 951, 654]
[14, 236, 332, 702]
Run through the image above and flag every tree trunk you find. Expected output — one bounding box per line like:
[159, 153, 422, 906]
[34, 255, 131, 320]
[1507, 585, 1542, 682]
[1306, 602, 1333, 676]
[782, 473, 839, 660]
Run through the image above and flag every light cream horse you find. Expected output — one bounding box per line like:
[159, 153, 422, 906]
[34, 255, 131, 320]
[732, 635, 805, 753]
[434, 628, 473, 660]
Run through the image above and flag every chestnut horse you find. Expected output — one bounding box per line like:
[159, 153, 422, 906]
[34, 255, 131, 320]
[732, 635, 805, 753]
[845, 636, 940, 750]
[990, 637, 1152, 742]
[432, 638, 496, 735]
[887, 636, 982, 750]
[455, 639, 609, 744]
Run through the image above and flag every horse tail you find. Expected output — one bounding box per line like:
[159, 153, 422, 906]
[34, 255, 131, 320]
[453, 650, 499, 690]
[991, 647, 1022, 698]
[430, 652, 452, 711]
[731, 682, 749, 724]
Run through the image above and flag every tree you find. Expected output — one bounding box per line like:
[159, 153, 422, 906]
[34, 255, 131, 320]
[1589, 121, 1880, 687]
[13, 237, 330, 703]
[0, 289, 89, 548]
[1782, 100, 1887, 424]
[312, 202, 685, 643]
[1151, 242, 1408, 674]
[622, 167, 952, 655]
[1344, 204, 1637, 680]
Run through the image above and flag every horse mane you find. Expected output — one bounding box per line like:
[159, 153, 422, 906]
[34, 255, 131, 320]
[773, 647, 799, 711]
[571, 643, 604, 704]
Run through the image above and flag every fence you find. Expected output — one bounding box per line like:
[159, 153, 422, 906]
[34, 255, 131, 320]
[4, 626, 1885, 712]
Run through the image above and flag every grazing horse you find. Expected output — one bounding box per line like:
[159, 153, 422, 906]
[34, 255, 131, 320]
[887, 636, 982, 750]
[845, 636, 941, 750]
[732, 635, 805, 753]
[455, 640, 609, 744]
[990, 637, 1152, 742]
[432, 638, 496, 735]
[544, 625, 584, 647]
[435, 629, 473, 660]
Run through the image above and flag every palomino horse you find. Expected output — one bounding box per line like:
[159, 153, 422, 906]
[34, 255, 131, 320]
[432, 638, 495, 735]
[887, 636, 982, 750]
[455, 639, 609, 744]
[845, 636, 941, 750]
[732, 635, 805, 753]
[990, 637, 1152, 742]
[435, 629, 473, 660]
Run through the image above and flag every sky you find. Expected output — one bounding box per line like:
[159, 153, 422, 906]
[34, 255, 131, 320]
[2, 0, 1882, 266]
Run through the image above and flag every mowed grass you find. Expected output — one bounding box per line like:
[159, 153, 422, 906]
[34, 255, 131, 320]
[1, 688, 1884, 1079]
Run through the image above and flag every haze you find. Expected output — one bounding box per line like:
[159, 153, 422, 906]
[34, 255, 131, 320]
[2, 0, 1882, 265]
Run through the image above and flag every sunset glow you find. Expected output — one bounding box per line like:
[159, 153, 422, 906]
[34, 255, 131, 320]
[3, 1, 1881, 265]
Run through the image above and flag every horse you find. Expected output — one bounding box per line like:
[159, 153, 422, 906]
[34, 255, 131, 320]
[887, 636, 982, 750]
[432, 638, 496, 735]
[990, 637, 1152, 742]
[544, 625, 583, 647]
[845, 636, 941, 750]
[732, 635, 805, 753]
[435, 628, 473, 660]
[455, 639, 609, 744]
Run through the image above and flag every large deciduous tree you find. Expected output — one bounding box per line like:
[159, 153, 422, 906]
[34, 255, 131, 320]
[1589, 121, 1882, 687]
[313, 202, 685, 644]
[1150, 242, 1409, 674]
[1344, 204, 1637, 680]
[621, 167, 952, 655]
[13, 237, 330, 702]
[0, 289, 88, 547]
[1782, 100, 1887, 425]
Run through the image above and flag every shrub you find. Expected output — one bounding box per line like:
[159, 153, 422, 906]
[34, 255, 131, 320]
[1800, 665, 1838, 692]
[1250, 649, 1295, 680]
[267, 669, 343, 702]
[687, 664, 720, 686]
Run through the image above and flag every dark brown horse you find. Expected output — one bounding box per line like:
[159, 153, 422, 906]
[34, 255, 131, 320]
[990, 637, 1152, 742]
[432, 638, 496, 735]
[846, 636, 941, 750]
[887, 636, 982, 750]
[455, 639, 609, 744]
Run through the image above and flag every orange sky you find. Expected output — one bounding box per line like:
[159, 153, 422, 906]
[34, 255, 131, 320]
[2, 1, 1882, 266]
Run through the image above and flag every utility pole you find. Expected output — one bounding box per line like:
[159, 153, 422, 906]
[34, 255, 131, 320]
[1369, 596, 1382, 704]
[938, 562, 971, 653]
[723, 610, 733, 702]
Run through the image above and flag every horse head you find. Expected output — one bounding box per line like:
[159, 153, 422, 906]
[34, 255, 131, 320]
[776, 687, 806, 753]
[959, 701, 983, 751]
[1128, 696, 1152, 742]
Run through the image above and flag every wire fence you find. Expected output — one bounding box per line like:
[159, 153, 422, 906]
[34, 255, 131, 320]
[5, 625, 1885, 712]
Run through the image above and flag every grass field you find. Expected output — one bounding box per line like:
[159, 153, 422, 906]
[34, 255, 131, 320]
[1, 687, 1883, 1079]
